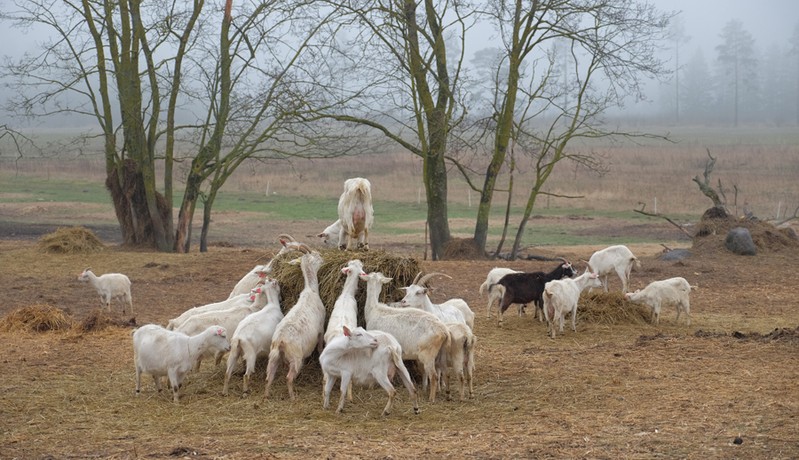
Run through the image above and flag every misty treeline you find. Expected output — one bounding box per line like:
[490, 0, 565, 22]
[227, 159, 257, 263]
[1, 0, 674, 258]
[660, 18, 799, 126]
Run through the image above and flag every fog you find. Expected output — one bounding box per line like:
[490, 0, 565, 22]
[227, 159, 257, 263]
[1, 1, 797, 129]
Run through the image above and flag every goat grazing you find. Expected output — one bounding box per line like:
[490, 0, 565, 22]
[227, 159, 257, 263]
[263, 244, 326, 400]
[222, 278, 283, 396]
[336, 177, 374, 250]
[585, 245, 641, 293]
[132, 324, 230, 403]
[320, 326, 419, 416]
[489, 259, 578, 325]
[78, 268, 133, 315]
[360, 271, 450, 402]
[625, 277, 696, 326]
[542, 269, 602, 338]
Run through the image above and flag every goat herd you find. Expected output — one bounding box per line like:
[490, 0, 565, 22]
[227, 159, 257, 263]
[77, 177, 696, 416]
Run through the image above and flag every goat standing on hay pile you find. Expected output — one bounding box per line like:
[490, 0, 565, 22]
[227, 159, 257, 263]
[319, 177, 374, 250]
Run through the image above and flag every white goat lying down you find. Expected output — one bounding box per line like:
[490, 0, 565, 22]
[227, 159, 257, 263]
[78, 268, 133, 315]
[320, 326, 419, 416]
[585, 244, 641, 293]
[132, 324, 230, 403]
[625, 277, 696, 326]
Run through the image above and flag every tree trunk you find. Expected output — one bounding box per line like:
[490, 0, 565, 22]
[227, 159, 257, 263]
[199, 188, 219, 253]
[424, 150, 450, 260]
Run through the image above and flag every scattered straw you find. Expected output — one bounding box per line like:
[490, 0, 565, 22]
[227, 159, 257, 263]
[37, 226, 105, 254]
[0, 304, 74, 332]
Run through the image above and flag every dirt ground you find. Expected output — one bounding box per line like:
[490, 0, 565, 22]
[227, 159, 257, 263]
[1, 218, 798, 459]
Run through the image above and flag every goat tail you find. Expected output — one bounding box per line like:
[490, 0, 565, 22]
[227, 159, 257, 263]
[479, 281, 489, 297]
[632, 256, 642, 270]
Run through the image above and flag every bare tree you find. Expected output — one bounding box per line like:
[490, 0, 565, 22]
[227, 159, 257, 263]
[1, 0, 339, 252]
[301, 0, 475, 260]
[468, 0, 673, 259]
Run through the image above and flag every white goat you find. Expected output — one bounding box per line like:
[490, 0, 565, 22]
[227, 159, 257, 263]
[228, 234, 300, 299]
[78, 268, 133, 315]
[625, 277, 696, 326]
[360, 271, 450, 402]
[585, 245, 642, 293]
[167, 291, 259, 331]
[175, 286, 268, 369]
[440, 322, 476, 401]
[337, 177, 374, 250]
[542, 270, 603, 339]
[320, 326, 419, 416]
[479, 267, 526, 319]
[222, 278, 283, 396]
[399, 272, 474, 330]
[324, 259, 366, 345]
[132, 324, 230, 403]
[317, 219, 344, 249]
[264, 244, 326, 400]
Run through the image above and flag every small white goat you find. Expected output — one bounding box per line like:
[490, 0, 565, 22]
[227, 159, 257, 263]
[585, 245, 641, 293]
[264, 244, 326, 400]
[132, 324, 230, 403]
[542, 269, 603, 338]
[175, 286, 268, 369]
[78, 268, 133, 315]
[337, 177, 374, 250]
[399, 272, 474, 330]
[324, 259, 366, 345]
[228, 234, 300, 299]
[318, 219, 344, 249]
[222, 278, 283, 396]
[320, 326, 419, 416]
[625, 277, 696, 326]
[361, 271, 450, 402]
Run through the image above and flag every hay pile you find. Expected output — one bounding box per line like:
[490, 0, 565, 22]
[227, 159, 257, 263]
[0, 304, 74, 332]
[579, 292, 651, 325]
[693, 211, 798, 254]
[268, 248, 421, 327]
[38, 226, 105, 254]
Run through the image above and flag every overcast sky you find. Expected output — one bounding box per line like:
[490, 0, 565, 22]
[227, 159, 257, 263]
[656, 0, 797, 54]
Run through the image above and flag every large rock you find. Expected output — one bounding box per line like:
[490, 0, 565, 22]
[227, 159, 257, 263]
[725, 227, 757, 256]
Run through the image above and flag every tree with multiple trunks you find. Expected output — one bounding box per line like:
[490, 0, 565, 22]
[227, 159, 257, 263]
[1, 0, 341, 252]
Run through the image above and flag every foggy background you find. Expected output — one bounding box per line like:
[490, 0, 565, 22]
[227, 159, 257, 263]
[0, 0, 797, 128]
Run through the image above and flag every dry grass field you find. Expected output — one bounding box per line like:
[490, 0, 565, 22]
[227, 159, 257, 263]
[1, 132, 798, 459]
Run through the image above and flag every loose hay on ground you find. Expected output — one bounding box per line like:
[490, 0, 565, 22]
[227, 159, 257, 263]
[579, 292, 651, 325]
[37, 226, 105, 254]
[268, 248, 421, 327]
[0, 304, 74, 332]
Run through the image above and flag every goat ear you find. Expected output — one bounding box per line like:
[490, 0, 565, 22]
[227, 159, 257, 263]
[343, 325, 351, 337]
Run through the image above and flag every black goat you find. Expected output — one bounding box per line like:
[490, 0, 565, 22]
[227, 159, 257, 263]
[490, 260, 577, 324]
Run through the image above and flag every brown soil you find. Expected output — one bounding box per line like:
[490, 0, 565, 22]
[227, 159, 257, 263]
[1, 219, 798, 459]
